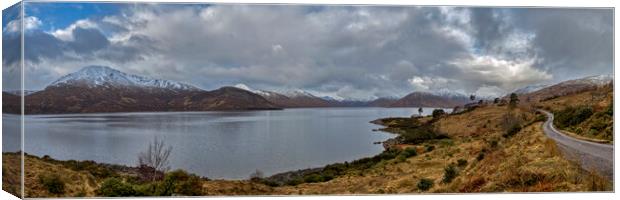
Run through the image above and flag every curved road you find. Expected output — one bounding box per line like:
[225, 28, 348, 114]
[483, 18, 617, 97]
[539, 110, 614, 180]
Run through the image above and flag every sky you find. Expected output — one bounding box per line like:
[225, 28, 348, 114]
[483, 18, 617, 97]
[2, 3, 614, 100]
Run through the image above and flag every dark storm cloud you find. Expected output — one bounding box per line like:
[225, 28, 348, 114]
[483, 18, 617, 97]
[68, 27, 110, 53]
[12, 4, 614, 99]
[514, 9, 613, 80]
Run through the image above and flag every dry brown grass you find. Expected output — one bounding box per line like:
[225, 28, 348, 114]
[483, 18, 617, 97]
[537, 87, 612, 113]
[26, 156, 99, 197]
[439, 121, 612, 192]
[436, 106, 533, 138]
[2, 153, 21, 197]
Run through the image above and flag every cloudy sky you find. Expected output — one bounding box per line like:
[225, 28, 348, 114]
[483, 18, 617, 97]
[2, 3, 613, 100]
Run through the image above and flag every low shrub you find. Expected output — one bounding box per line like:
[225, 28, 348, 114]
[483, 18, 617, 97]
[425, 145, 435, 152]
[162, 170, 203, 196]
[132, 170, 204, 196]
[476, 152, 485, 161]
[442, 165, 458, 183]
[96, 178, 137, 197]
[432, 109, 446, 119]
[401, 147, 418, 158]
[57, 159, 118, 179]
[502, 123, 521, 138]
[417, 178, 434, 191]
[554, 106, 593, 128]
[400, 125, 447, 144]
[489, 140, 498, 148]
[457, 159, 468, 167]
[39, 173, 65, 195]
[303, 174, 324, 183]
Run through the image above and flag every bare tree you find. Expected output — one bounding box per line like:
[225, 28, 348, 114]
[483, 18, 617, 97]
[138, 136, 173, 181]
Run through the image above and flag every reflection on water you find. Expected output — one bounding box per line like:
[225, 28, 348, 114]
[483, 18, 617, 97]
[12, 107, 447, 179]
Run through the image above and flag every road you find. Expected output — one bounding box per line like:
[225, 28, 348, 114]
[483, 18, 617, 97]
[539, 110, 614, 180]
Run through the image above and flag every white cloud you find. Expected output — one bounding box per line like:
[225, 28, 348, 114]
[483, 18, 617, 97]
[451, 55, 552, 91]
[50, 19, 98, 41]
[474, 85, 505, 98]
[408, 76, 452, 92]
[3, 16, 42, 33]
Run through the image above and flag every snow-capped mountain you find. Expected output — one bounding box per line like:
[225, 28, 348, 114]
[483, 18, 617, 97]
[285, 89, 319, 98]
[231, 84, 333, 108]
[432, 88, 467, 98]
[19, 67, 279, 114]
[511, 84, 550, 95]
[518, 74, 613, 102]
[49, 66, 201, 91]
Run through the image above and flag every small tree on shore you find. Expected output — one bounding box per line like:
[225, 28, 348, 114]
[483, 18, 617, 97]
[418, 107, 423, 116]
[138, 137, 173, 181]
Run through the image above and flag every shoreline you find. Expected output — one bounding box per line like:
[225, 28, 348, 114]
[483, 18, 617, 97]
[3, 115, 404, 184]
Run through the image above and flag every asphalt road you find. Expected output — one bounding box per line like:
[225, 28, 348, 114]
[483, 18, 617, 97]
[539, 110, 614, 180]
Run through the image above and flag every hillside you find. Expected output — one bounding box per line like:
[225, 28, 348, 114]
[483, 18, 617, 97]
[534, 84, 613, 142]
[2, 92, 20, 114]
[367, 97, 398, 107]
[519, 75, 612, 102]
[390, 92, 469, 108]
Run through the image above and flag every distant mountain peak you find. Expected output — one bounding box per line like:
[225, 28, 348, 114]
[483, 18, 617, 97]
[48, 65, 201, 91]
[285, 89, 317, 98]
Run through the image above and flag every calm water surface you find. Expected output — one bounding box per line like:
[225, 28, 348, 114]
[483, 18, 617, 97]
[4, 107, 447, 179]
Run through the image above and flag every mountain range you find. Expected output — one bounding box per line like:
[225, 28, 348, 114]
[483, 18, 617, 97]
[6, 66, 279, 114]
[2, 66, 613, 114]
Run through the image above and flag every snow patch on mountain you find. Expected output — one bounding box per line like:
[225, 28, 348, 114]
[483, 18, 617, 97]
[285, 89, 318, 98]
[233, 84, 274, 97]
[511, 84, 550, 94]
[566, 74, 613, 86]
[49, 66, 201, 91]
[320, 95, 345, 102]
[432, 88, 467, 98]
